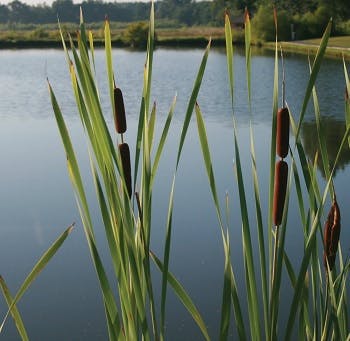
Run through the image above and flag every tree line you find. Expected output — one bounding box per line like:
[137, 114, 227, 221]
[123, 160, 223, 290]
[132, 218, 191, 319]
[0, 0, 349, 39]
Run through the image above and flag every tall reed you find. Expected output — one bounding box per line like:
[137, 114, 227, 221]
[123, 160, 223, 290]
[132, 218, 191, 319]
[2, 3, 349, 341]
[47, 7, 348, 341]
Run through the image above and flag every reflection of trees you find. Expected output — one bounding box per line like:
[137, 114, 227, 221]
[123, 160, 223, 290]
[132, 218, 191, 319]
[301, 118, 350, 178]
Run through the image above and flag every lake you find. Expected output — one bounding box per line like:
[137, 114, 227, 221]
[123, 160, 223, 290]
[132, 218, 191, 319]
[0, 47, 349, 340]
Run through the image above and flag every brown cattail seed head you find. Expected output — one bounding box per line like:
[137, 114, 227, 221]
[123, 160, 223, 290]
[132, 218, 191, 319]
[323, 199, 341, 271]
[273, 160, 288, 226]
[276, 107, 290, 159]
[114, 87, 127, 134]
[118, 143, 132, 198]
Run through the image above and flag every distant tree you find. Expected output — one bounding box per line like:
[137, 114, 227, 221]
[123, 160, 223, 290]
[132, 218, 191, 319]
[0, 5, 10, 23]
[7, 1, 31, 23]
[252, 3, 291, 41]
[123, 21, 150, 48]
[52, 0, 78, 22]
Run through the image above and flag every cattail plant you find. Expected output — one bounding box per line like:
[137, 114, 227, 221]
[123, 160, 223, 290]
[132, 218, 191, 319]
[118, 142, 132, 198]
[273, 160, 288, 226]
[114, 87, 127, 136]
[276, 107, 289, 159]
[323, 197, 341, 271]
[113, 84, 132, 198]
[273, 48, 290, 228]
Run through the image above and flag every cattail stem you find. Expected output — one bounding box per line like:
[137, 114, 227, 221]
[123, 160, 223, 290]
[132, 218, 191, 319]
[280, 47, 286, 107]
[272, 226, 279, 286]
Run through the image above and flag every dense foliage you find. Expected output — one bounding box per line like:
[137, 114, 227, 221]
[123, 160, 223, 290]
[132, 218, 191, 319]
[0, 0, 349, 39]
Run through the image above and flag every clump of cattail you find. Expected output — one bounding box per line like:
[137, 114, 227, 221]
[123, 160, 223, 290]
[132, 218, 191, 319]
[118, 142, 132, 198]
[113, 83, 132, 198]
[323, 197, 341, 271]
[276, 107, 290, 159]
[273, 105, 290, 227]
[273, 160, 288, 226]
[114, 87, 127, 135]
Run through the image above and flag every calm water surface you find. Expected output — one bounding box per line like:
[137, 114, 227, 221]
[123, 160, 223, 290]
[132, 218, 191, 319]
[0, 48, 349, 340]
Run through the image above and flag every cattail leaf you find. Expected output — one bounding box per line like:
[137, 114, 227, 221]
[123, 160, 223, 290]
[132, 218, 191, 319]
[134, 2, 154, 189]
[343, 59, 350, 148]
[58, 19, 72, 66]
[327, 270, 342, 340]
[244, 8, 252, 107]
[91, 164, 126, 293]
[78, 9, 90, 68]
[134, 97, 146, 193]
[144, 0, 154, 116]
[195, 104, 247, 341]
[88, 30, 96, 72]
[219, 267, 231, 341]
[219, 232, 232, 341]
[150, 251, 210, 341]
[0, 277, 29, 341]
[284, 137, 350, 340]
[195, 103, 222, 225]
[148, 101, 156, 152]
[309, 57, 334, 198]
[195, 102, 238, 341]
[229, 264, 247, 341]
[233, 122, 261, 340]
[295, 19, 332, 142]
[0, 225, 73, 333]
[160, 176, 175, 340]
[105, 303, 121, 341]
[283, 251, 297, 288]
[151, 95, 176, 189]
[105, 18, 114, 115]
[48, 83, 120, 333]
[176, 40, 210, 169]
[270, 166, 292, 339]
[268, 25, 279, 291]
[250, 124, 269, 340]
[224, 12, 234, 108]
[290, 148, 307, 228]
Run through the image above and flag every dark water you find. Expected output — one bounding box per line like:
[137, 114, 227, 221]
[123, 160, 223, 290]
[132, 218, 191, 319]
[0, 48, 349, 340]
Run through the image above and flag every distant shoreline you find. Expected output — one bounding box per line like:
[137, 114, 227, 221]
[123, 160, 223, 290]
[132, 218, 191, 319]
[1, 37, 349, 61]
[0, 37, 228, 50]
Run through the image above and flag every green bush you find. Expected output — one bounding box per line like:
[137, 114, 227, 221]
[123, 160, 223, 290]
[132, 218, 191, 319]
[123, 21, 150, 48]
[30, 27, 49, 39]
[335, 19, 350, 35]
[294, 5, 331, 39]
[252, 5, 291, 42]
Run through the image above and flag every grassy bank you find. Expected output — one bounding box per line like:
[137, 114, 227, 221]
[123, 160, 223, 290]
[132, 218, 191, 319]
[264, 36, 350, 60]
[0, 25, 241, 49]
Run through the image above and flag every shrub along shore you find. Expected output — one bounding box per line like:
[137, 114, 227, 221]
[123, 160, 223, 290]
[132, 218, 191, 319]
[0, 26, 349, 59]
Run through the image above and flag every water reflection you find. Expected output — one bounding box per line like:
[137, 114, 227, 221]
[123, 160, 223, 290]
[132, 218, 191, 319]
[301, 117, 350, 177]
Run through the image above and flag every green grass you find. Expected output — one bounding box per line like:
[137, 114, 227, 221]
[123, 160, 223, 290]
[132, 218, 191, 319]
[303, 36, 350, 49]
[264, 36, 350, 60]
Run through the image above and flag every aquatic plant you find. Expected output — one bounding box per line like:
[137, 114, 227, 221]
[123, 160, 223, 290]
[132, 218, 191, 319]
[1, 3, 349, 340]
